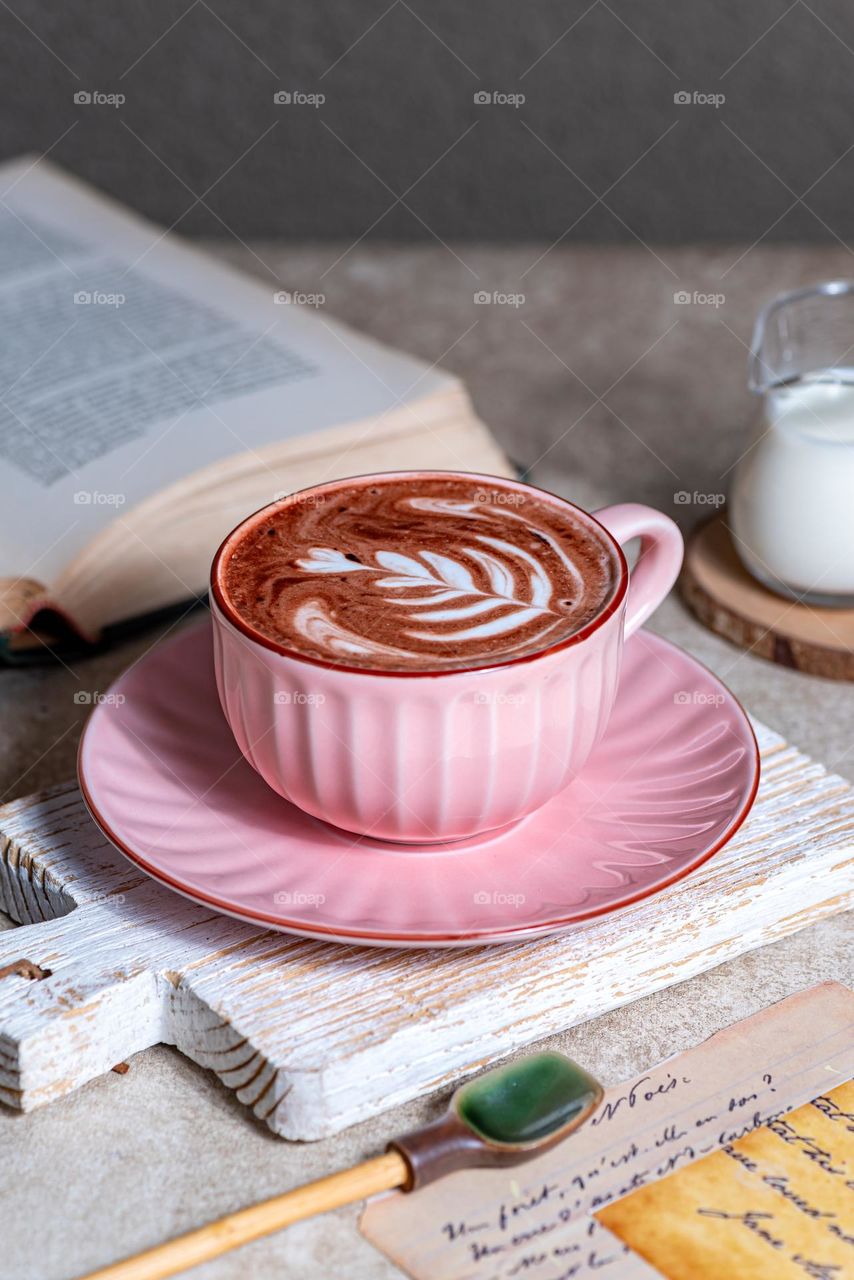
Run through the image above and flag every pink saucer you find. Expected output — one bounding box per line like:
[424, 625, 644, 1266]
[79, 622, 759, 947]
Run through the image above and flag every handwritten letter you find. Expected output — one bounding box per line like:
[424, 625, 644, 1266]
[361, 983, 854, 1280]
[598, 1080, 854, 1279]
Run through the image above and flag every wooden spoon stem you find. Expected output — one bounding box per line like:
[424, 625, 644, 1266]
[80, 1150, 408, 1280]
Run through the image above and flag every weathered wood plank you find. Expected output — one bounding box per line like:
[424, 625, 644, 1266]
[0, 721, 852, 1139]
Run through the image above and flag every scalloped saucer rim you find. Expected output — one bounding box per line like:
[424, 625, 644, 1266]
[78, 621, 760, 948]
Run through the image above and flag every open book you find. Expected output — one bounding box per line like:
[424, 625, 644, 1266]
[0, 157, 510, 659]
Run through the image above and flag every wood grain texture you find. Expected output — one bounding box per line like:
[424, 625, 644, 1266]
[0, 720, 852, 1140]
[681, 515, 854, 680]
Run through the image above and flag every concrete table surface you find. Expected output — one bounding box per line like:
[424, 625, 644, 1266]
[1, 243, 852, 1280]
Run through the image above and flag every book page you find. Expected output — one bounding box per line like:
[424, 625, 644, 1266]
[0, 156, 453, 582]
[360, 983, 854, 1280]
[51, 387, 509, 636]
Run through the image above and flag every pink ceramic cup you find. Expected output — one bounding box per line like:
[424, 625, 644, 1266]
[210, 473, 683, 844]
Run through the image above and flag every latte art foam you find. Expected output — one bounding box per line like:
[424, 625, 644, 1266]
[222, 475, 619, 671]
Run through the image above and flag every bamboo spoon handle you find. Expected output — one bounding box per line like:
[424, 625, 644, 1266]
[80, 1150, 409, 1280]
[78, 1051, 602, 1280]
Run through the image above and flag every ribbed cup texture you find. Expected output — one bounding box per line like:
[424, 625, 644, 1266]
[212, 602, 625, 843]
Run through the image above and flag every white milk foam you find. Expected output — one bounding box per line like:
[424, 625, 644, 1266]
[293, 496, 611, 661]
[224, 477, 618, 671]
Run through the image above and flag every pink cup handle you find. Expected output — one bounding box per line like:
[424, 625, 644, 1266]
[594, 503, 684, 639]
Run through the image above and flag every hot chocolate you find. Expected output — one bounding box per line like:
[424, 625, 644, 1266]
[220, 474, 619, 672]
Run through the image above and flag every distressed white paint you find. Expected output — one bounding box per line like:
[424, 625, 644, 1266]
[0, 720, 852, 1140]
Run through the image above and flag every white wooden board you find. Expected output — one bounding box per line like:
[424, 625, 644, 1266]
[0, 720, 852, 1140]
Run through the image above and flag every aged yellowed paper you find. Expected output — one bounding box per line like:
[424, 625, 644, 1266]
[360, 983, 854, 1280]
[598, 1080, 854, 1279]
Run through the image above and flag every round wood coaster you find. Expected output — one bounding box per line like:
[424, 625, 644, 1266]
[680, 514, 854, 681]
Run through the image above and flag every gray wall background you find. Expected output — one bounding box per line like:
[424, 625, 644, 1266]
[1, 1, 852, 242]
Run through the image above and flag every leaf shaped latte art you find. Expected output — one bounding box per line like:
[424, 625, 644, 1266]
[224, 474, 618, 670]
[295, 535, 578, 646]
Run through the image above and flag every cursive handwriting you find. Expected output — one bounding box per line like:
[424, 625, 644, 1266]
[697, 1208, 785, 1249]
[766, 1119, 847, 1177]
[591, 1072, 688, 1126]
[812, 1094, 854, 1132]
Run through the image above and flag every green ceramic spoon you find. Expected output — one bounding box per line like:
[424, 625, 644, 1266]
[393, 1050, 603, 1188]
[81, 1052, 603, 1280]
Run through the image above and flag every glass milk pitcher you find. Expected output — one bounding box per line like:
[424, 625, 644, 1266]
[731, 281, 854, 607]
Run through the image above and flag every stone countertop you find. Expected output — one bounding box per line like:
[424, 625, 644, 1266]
[1, 243, 852, 1280]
